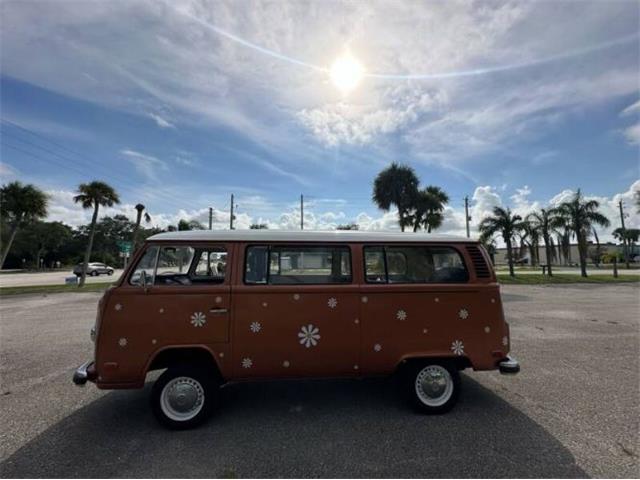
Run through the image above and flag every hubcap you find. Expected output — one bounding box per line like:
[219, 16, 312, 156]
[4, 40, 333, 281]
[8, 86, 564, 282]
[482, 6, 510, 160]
[160, 376, 204, 421]
[415, 365, 453, 407]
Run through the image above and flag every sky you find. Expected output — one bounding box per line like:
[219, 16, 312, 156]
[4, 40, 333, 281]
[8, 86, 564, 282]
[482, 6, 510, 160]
[1, 0, 639, 242]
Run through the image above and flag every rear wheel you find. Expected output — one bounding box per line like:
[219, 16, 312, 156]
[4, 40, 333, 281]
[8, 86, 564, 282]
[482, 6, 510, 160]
[406, 361, 460, 414]
[107, 269, 114, 276]
[151, 365, 217, 429]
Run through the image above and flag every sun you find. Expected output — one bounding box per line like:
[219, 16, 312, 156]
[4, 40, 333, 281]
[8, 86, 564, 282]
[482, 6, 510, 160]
[329, 52, 364, 93]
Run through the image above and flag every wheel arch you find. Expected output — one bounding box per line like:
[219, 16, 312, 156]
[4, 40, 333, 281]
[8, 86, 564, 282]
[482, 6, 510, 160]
[144, 345, 224, 384]
[395, 354, 472, 374]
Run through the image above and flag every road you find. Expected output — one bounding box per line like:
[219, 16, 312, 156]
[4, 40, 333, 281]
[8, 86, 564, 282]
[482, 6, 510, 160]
[0, 285, 638, 477]
[0, 270, 124, 287]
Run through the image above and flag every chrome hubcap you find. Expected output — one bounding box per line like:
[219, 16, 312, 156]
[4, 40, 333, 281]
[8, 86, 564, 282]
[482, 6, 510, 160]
[160, 376, 204, 421]
[415, 365, 453, 407]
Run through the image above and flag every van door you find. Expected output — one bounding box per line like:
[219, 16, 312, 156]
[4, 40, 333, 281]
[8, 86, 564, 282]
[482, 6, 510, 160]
[232, 244, 360, 378]
[101, 244, 232, 382]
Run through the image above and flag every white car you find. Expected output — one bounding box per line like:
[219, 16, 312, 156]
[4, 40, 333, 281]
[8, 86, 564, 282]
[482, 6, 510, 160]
[73, 262, 114, 277]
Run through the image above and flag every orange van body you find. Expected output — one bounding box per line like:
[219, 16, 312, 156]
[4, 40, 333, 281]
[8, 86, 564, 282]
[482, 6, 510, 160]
[79, 231, 515, 392]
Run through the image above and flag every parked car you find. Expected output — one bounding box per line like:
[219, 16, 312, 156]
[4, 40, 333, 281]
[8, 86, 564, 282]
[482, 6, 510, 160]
[73, 262, 114, 277]
[73, 230, 519, 429]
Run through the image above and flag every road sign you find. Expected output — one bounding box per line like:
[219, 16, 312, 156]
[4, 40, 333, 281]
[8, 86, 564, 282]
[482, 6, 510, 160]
[117, 240, 132, 254]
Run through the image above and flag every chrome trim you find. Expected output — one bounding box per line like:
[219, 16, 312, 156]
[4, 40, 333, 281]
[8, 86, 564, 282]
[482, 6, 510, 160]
[73, 360, 94, 386]
[209, 308, 229, 314]
[499, 355, 520, 375]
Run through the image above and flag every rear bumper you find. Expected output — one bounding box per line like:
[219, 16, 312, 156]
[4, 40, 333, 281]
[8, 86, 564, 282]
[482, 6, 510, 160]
[498, 355, 520, 375]
[73, 360, 97, 386]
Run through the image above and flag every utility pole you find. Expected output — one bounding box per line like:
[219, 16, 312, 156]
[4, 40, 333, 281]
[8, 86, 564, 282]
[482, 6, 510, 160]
[230, 194, 235, 230]
[619, 200, 629, 268]
[300, 194, 304, 230]
[464, 196, 471, 238]
[208, 207, 213, 230]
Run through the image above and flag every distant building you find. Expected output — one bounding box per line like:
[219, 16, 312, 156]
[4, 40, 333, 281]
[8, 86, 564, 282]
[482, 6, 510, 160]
[493, 242, 636, 266]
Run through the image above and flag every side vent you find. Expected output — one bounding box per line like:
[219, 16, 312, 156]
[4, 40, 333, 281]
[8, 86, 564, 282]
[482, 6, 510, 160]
[466, 245, 491, 278]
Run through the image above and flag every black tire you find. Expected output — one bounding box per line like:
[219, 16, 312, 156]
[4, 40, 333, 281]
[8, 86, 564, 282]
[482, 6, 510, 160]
[90, 270, 99, 276]
[151, 365, 218, 430]
[405, 360, 460, 414]
[107, 270, 114, 276]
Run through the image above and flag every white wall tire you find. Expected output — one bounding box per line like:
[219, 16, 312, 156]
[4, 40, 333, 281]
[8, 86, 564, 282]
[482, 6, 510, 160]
[406, 361, 460, 414]
[151, 366, 217, 429]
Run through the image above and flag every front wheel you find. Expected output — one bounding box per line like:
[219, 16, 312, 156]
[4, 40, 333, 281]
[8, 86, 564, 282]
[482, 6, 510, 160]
[90, 270, 99, 277]
[107, 270, 114, 276]
[151, 366, 217, 429]
[406, 361, 460, 414]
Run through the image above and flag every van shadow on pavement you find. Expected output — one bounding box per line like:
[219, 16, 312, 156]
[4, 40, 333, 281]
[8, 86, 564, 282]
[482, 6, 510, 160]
[1, 375, 584, 478]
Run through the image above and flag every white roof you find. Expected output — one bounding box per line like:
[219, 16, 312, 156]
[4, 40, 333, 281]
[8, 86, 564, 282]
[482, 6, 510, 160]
[147, 230, 475, 243]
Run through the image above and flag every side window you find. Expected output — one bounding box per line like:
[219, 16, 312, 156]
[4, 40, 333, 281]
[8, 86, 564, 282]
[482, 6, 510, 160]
[364, 247, 386, 283]
[245, 245, 352, 284]
[129, 246, 158, 285]
[154, 246, 195, 285]
[191, 248, 227, 283]
[364, 246, 468, 284]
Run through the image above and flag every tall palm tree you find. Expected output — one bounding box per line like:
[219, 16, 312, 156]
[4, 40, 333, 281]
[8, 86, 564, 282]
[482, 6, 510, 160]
[132, 203, 151, 252]
[478, 207, 523, 277]
[411, 186, 450, 233]
[518, 220, 540, 267]
[556, 190, 610, 277]
[527, 208, 563, 276]
[372, 163, 419, 232]
[0, 181, 48, 268]
[613, 227, 640, 268]
[74, 181, 120, 286]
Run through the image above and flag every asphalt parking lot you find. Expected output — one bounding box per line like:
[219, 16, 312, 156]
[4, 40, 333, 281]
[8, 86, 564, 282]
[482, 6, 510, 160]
[1, 284, 638, 478]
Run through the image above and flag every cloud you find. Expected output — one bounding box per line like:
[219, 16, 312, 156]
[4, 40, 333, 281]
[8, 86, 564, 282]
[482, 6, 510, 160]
[621, 100, 640, 116]
[0, 162, 20, 180]
[148, 112, 175, 129]
[120, 149, 168, 182]
[623, 123, 640, 145]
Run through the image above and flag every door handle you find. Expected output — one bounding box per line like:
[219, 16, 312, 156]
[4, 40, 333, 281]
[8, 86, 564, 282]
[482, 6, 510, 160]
[209, 308, 228, 314]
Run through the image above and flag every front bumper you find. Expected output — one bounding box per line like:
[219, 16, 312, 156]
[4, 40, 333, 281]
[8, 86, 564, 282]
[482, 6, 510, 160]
[73, 360, 97, 386]
[498, 355, 520, 375]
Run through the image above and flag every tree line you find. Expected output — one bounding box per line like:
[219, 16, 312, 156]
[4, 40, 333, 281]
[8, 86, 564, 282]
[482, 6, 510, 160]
[371, 163, 639, 278]
[0, 181, 207, 286]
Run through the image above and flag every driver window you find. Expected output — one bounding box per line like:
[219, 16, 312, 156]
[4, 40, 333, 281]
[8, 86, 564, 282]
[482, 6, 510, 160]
[155, 246, 195, 285]
[129, 246, 158, 285]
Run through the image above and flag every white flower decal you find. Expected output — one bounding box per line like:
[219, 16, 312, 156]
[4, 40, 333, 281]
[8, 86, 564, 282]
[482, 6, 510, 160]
[396, 310, 407, 321]
[250, 321, 262, 333]
[327, 297, 338, 309]
[451, 340, 465, 356]
[458, 308, 469, 320]
[484, 326, 491, 333]
[190, 312, 206, 327]
[283, 360, 290, 368]
[159, 307, 164, 314]
[502, 336, 509, 346]
[298, 324, 321, 348]
[361, 296, 368, 303]
[293, 293, 300, 300]
[114, 303, 122, 311]
[118, 337, 127, 347]
[373, 343, 382, 352]
[241, 357, 253, 369]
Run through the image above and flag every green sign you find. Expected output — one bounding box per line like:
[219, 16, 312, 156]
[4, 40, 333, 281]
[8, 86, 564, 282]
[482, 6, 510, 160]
[117, 240, 132, 254]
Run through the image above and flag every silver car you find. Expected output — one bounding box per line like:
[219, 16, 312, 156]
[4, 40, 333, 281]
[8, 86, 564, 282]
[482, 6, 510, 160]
[73, 262, 114, 277]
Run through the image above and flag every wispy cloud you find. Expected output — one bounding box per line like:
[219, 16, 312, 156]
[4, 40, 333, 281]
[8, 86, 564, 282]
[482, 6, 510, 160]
[120, 149, 168, 182]
[148, 112, 175, 129]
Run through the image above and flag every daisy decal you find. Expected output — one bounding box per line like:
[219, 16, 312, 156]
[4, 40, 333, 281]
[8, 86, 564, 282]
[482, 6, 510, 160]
[502, 336, 509, 346]
[241, 358, 253, 369]
[451, 340, 465, 356]
[458, 308, 469, 320]
[484, 326, 491, 333]
[373, 343, 382, 352]
[118, 337, 127, 347]
[327, 297, 338, 309]
[298, 324, 321, 348]
[190, 312, 207, 327]
[396, 310, 407, 321]
[250, 321, 262, 333]
[114, 303, 122, 311]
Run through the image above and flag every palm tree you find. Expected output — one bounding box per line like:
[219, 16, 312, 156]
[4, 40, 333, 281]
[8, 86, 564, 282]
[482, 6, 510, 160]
[518, 220, 540, 267]
[613, 227, 640, 268]
[372, 163, 419, 232]
[0, 181, 48, 268]
[556, 190, 610, 277]
[478, 207, 523, 277]
[411, 186, 450, 233]
[74, 181, 120, 286]
[527, 208, 563, 276]
[132, 203, 151, 252]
